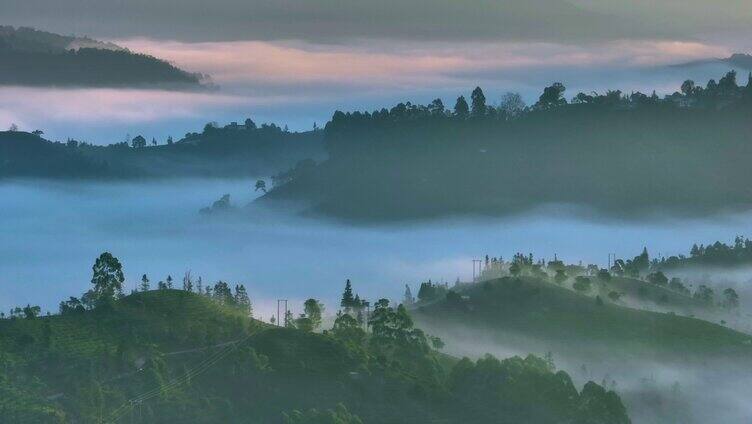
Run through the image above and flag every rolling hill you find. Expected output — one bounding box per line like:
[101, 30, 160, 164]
[0, 289, 630, 423]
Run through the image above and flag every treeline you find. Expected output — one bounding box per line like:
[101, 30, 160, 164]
[408, 247, 741, 311]
[0, 118, 324, 179]
[658, 236, 752, 269]
[262, 70, 752, 221]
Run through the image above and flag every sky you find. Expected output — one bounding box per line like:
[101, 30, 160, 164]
[2, 0, 752, 142]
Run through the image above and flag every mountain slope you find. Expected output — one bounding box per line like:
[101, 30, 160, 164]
[414, 276, 752, 360]
[0, 26, 205, 88]
[0, 289, 630, 423]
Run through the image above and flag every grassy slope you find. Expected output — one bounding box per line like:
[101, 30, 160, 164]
[414, 277, 752, 360]
[0, 291, 451, 423]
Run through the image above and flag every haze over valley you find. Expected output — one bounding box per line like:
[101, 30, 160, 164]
[3, 3, 752, 423]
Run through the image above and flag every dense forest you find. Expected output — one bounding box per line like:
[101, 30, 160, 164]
[0, 120, 324, 179]
[0, 26, 205, 88]
[0, 253, 629, 423]
[261, 70, 752, 222]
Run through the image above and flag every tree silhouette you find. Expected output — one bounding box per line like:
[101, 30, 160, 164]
[90, 252, 124, 305]
[471, 87, 487, 117]
[454, 96, 469, 118]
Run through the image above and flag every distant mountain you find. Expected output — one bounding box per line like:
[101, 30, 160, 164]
[0, 26, 208, 88]
[0, 123, 325, 179]
[672, 53, 752, 71]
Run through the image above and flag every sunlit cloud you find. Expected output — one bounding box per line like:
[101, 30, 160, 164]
[117, 38, 730, 90]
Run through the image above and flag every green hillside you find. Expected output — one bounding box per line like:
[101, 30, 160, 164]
[413, 277, 752, 360]
[0, 289, 629, 423]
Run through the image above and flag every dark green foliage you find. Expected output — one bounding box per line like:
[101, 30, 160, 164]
[723, 288, 739, 309]
[263, 74, 752, 222]
[449, 354, 629, 424]
[89, 252, 124, 305]
[417, 280, 447, 302]
[646, 271, 668, 286]
[659, 236, 752, 270]
[283, 403, 363, 424]
[303, 298, 324, 330]
[340, 279, 355, 311]
[416, 276, 752, 359]
[693, 285, 715, 305]
[0, 123, 323, 180]
[573, 276, 592, 293]
[0, 26, 202, 88]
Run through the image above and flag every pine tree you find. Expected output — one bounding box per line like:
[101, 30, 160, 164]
[182, 272, 193, 292]
[140, 274, 150, 292]
[284, 310, 295, 328]
[166, 275, 173, 289]
[234, 284, 252, 316]
[340, 279, 355, 311]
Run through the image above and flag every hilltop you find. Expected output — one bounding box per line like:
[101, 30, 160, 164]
[413, 276, 751, 360]
[0, 26, 206, 88]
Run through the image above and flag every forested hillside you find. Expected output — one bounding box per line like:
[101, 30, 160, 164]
[261, 71, 752, 222]
[0, 253, 629, 424]
[0, 26, 205, 88]
[0, 121, 324, 179]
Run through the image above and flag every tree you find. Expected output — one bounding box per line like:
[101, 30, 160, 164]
[722, 288, 739, 309]
[284, 309, 296, 328]
[244, 118, 257, 129]
[22, 304, 41, 319]
[255, 179, 267, 193]
[234, 284, 252, 316]
[470, 86, 487, 117]
[340, 279, 355, 311]
[554, 269, 567, 284]
[453, 96, 469, 118]
[166, 275, 173, 289]
[596, 269, 611, 282]
[31, 129, 44, 136]
[90, 252, 125, 305]
[428, 98, 445, 115]
[499, 92, 526, 118]
[131, 135, 147, 148]
[331, 312, 366, 347]
[8, 123, 18, 131]
[283, 403, 363, 424]
[166, 135, 174, 145]
[693, 285, 714, 305]
[646, 271, 668, 286]
[509, 263, 521, 277]
[303, 298, 324, 330]
[536, 82, 566, 109]
[573, 276, 592, 293]
[182, 272, 193, 292]
[681, 80, 696, 97]
[59, 297, 85, 314]
[140, 274, 150, 292]
[213, 281, 234, 305]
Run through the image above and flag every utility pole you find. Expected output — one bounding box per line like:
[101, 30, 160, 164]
[472, 259, 483, 282]
[276, 299, 288, 327]
[608, 253, 616, 269]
